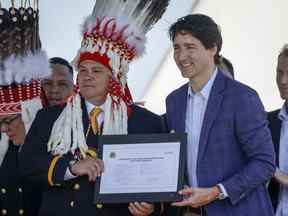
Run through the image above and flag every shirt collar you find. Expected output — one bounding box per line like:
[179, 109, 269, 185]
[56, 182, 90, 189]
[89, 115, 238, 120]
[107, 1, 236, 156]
[188, 67, 218, 100]
[279, 103, 288, 121]
[85, 100, 105, 114]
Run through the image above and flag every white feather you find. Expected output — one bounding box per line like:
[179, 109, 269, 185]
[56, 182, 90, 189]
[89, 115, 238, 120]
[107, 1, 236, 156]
[0, 50, 51, 85]
[0, 133, 9, 167]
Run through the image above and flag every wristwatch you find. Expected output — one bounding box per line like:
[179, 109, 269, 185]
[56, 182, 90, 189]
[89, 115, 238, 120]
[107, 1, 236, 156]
[68, 160, 78, 176]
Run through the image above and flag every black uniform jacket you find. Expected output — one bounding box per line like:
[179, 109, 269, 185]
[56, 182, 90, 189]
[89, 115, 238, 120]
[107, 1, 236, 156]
[19, 99, 166, 216]
[267, 109, 281, 211]
[0, 141, 41, 216]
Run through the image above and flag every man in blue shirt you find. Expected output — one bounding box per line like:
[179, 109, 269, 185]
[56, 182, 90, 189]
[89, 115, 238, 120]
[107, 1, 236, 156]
[268, 44, 288, 216]
[165, 14, 275, 216]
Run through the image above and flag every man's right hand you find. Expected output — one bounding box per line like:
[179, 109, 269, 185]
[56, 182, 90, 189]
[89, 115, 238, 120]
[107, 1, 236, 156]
[70, 157, 104, 181]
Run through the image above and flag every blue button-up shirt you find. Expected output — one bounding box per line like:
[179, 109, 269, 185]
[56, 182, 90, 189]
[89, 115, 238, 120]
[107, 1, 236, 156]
[276, 104, 288, 216]
[185, 68, 218, 187]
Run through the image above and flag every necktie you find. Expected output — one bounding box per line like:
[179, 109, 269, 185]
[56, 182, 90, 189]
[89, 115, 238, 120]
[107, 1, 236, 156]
[89, 107, 103, 135]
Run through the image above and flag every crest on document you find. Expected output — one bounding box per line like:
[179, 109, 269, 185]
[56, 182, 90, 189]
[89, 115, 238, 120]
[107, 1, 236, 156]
[109, 152, 116, 159]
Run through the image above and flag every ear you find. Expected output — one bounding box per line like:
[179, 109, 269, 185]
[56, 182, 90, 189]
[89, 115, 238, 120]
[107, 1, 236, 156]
[211, 44, 218, 57]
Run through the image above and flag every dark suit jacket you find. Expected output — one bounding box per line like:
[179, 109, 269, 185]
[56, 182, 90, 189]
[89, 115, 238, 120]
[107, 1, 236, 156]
[19, 100, 165, 216]
[165, 71, 275, 216]
[267, 109, 281, 211]
[0, 142, 41, 216]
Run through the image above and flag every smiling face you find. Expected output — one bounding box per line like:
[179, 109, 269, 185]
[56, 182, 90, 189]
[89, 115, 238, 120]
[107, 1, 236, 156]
[0, 114, 25, 145]
[42, 64, 74, 106]
[173, 32, 217, 90]
[277, 55, 288, 100]
[77, 60, 112, 105]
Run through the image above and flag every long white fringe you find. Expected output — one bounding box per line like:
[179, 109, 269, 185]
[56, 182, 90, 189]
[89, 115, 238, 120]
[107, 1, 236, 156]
[48, 93, 128, 156]
[0, 133, 9, 167]
[48, 94, 87, 156]
[21, 97, 43, 134]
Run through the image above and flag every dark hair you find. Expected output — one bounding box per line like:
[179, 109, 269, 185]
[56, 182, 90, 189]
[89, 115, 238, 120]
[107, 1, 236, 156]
[169, 14, 222, 64]
[278, 44, 288, 59]
[49, 57, 73, 75]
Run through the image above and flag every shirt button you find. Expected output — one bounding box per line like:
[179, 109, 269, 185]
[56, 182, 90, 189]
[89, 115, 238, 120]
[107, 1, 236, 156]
[70, 201, 75, 207]
[1, 209, 7, 215]
[19, 209, 24, 215]
[73, 184, 80, 190]
[1, 188, 6, 194]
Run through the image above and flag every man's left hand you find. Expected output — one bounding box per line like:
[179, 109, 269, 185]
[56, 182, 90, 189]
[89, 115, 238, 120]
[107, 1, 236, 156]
[172, 186, 220, 208]
[274, 169, 288, 187]
[128, 202, 155, 216]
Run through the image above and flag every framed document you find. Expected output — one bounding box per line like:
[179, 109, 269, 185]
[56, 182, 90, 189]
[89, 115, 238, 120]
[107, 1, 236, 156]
[94, 133, 186, 204]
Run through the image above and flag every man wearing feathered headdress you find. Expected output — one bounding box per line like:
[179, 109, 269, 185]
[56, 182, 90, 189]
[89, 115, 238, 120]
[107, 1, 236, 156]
[0, 1, 51, 215]
[20, 0, 170, 215]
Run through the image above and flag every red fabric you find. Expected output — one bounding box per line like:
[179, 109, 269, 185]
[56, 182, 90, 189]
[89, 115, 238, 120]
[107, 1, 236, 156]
[0, 80, 42, 114]
[108, 78, 133, 117]
[78, 52, 112, 71]
[0, 103, 21, 115]
[0, 80, 41, 104]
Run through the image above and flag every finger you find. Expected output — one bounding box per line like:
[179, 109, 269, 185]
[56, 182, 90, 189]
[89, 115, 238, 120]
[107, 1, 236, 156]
[179, 187, 194, 195]
[128, 206, 142, 216]
[171, 199, 193, 207]
[139, 202, 153, 210]
[93, 160, 103, 176]
[191, 201, 207, 208]
[85, 164, 96, 181]
[92, 167, 98, 181]
[128, 206, 135, 215]
[70, 164, 80, 176]
[129, 203, 144, 216]
[190, 198, 211, 208]
[96, 159, 105, 172]
[133, 202, 149, 213]
[87, 168, 93, 181]
[89, 164, 98, 181]
[84, 159, 98, 179]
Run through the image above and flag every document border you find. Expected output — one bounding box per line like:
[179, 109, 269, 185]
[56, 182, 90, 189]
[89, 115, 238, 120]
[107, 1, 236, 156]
[94, 133, 186, 203]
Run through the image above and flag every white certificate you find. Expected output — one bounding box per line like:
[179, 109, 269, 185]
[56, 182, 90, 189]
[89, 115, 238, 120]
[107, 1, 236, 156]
[99, 142, 180, 194]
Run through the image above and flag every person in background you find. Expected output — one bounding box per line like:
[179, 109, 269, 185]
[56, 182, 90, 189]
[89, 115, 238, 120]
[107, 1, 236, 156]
[217, 56, 234, 79]
[42, 57, 74, 106]
[0, 1, 51, 215]
[268, 44, 288, 216]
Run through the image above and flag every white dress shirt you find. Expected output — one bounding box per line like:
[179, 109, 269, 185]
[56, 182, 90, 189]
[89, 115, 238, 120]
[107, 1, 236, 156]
[64, 100, 105, 180]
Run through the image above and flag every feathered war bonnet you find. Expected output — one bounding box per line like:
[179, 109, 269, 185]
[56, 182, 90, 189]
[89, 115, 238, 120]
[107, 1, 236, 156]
[0, 0, 50, 165]
[47, 0, 170, 157]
